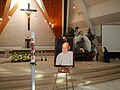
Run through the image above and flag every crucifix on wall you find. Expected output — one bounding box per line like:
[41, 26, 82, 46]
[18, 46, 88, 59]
[21, 3, 37, 30]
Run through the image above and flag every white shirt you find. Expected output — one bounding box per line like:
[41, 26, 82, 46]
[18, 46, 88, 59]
[56, 51, 73, 66]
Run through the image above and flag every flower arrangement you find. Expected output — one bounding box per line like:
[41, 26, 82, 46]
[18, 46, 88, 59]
[75, 52, 94, 61]
[64, 27, 96, 61]
[11, 51, 31, 62]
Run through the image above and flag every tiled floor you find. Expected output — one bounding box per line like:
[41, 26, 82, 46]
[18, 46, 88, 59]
[76, 79, 120, 90]
[0, 56, 120, 90]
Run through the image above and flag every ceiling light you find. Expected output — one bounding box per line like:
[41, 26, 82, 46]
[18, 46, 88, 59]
[0, 22, 1, 26]
[51, 24, 54, 28]
[49, 22, 51, 25]
[35, 17, 37, 20]
[0, 18, 3, 21]
[8, 16, 11, 19]
[73, 6, 75, 9]
[44, 20, 47, 22]
[35, 16, 37, 20]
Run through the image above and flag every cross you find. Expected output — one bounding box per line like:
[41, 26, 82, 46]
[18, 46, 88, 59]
[21, 3, 37, 30]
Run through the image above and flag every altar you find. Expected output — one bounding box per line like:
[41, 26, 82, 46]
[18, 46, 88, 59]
[25, 38, 31, 48]
[0, 46, 55, 62]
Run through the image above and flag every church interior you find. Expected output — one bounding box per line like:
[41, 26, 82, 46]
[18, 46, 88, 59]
[0, 0, 120, 90]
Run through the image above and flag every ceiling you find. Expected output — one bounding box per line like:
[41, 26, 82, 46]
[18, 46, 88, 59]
[69, 0, 108, 14]
[0, 0, 110, 18]
[85, 0, 108, 6]
[0, 0, 62, 37]
[42, 0, 62, 37]
[0, 0, 120, 33]
[69, 0, 120, 27]
[0, 0, 7, 18]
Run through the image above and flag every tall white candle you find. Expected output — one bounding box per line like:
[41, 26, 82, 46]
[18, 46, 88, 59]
[30, 32, 36, 63]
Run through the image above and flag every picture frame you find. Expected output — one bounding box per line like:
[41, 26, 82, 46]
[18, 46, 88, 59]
[54, 37, 74, 67]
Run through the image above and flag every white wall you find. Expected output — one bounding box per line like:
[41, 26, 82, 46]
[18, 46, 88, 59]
[102, 24, 120, 52]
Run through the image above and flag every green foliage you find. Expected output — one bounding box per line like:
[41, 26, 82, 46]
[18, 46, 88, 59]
[64, 27, 96, 44]
[86, 28, 96, 43]
[63, 27, 75, 37]
[12, 51, 31, 62]
[63, 27, 96, 61]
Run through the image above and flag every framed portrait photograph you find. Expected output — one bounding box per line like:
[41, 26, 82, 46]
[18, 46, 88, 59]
[54, 37, 74, 67]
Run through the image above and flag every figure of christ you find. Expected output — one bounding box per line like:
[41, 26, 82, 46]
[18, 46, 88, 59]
[21, 3, 37, 48]
[21, 3, 37, 30]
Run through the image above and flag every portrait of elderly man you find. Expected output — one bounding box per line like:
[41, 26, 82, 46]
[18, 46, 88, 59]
[55, 41, 73, 66]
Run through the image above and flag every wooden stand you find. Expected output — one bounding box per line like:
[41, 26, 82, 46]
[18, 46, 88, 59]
[53, 67, 74, 90]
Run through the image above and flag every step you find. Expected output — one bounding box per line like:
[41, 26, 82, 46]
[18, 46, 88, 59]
[71, 64, 120, 74]
[0, 64, 120, 90]
[72, 68, 120, 79]
[1, 64, 120, 81]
